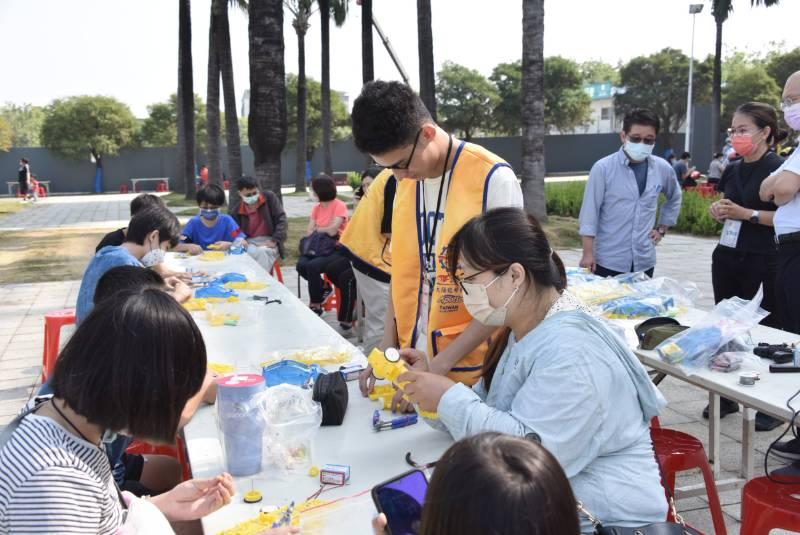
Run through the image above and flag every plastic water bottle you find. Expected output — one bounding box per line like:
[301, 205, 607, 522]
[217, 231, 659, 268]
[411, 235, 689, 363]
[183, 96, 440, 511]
[230, 237, 246, 255]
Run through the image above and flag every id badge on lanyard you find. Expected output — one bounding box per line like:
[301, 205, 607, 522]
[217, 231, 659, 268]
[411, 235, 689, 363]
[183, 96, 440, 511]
[424, 254, 437, 295]
[719, 219, 742, 248]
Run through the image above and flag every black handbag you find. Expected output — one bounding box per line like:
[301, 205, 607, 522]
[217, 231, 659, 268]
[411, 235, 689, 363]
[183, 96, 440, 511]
[312, 371, 349, 426]
[578, 501, 701, 535]
[299, 231, 337, 258]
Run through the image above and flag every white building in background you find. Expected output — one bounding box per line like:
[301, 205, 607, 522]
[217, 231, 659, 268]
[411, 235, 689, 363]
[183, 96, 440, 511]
[241, 89, 250, 118]
[573, 82, 618, 134]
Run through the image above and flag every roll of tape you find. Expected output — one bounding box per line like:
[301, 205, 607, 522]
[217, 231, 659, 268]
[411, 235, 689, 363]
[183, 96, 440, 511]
[739, 372, 759, 386]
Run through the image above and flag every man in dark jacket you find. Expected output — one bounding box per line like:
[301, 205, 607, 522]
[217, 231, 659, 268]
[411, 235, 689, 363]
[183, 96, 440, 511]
[231, 176, 287, 273]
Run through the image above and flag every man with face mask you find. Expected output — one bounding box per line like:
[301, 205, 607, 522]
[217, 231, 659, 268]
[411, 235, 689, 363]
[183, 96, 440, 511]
[351, 81, 523, 394]
[231, 176, 287, 273]
[579, 109, 682, 278]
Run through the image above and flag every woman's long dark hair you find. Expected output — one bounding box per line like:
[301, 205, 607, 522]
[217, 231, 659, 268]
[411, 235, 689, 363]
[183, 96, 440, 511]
[446, 207, 566, 389]
[420, 432, 579, 535]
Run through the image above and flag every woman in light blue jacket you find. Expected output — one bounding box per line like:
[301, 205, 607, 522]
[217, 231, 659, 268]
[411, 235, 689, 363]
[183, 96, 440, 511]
[399, 207, 668, 533]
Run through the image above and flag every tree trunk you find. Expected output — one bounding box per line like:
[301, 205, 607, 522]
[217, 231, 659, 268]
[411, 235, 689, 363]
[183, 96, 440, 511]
[248, 0, 286, 198]
[320, 0, 334, 176]
[361, 0, 374, 84]
[520, 0, 546, 221]
[177, 0, 196, 200]
[218, 0, 243, 212]
[416, 0, 436, 120]
[711, 16, 723, 153]
[295, 23, 309, 193]
[206, 0, 223, 186]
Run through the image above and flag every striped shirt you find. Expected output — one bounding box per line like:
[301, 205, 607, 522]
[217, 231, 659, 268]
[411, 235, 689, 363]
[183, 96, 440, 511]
[0, 414, 124, 534]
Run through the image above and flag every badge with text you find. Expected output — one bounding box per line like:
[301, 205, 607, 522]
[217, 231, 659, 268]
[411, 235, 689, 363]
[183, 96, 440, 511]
[719, 219, 742, 248]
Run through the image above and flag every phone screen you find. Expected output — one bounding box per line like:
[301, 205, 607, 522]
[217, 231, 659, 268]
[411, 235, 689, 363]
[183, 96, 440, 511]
[373, 470, 428, 535]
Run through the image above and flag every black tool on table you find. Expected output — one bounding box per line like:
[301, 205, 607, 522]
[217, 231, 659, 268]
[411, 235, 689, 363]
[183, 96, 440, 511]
[252, 295, 282, 306]
[769, 365, 800, 373]
[755, 343, 794, 363]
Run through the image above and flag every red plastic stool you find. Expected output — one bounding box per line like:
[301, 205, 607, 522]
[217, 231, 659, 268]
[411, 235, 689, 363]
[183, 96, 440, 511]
[156, 181, 167, 192]
[650, 427, 727, 535]
[42, 309, 76, 381]
[37, 186, 46, 198]
[270, 261, 284, 284]
[119, 184, 129, 194]
[321, 275, 340, 313]
[741, 476, 800, 534]
[126, 436, 191, 482]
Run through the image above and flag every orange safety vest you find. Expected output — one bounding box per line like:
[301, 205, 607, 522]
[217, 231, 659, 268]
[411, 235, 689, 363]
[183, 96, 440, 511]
[340, 169, 394, 281]
[392, 141, 512, 385]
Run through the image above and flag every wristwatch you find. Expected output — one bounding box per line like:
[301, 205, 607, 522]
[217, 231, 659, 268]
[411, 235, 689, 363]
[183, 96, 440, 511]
[749, 210, 760, 224]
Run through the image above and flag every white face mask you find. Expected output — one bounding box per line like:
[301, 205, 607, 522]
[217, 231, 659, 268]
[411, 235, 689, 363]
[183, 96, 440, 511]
[141, 236, 165, 267]
[243, 193, 259, 205]
[623, 140, 654, 162]
[461, 270, 519, 327]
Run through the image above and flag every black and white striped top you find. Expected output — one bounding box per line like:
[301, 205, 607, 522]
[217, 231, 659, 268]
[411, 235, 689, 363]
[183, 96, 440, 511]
[0, 414, 124, 534]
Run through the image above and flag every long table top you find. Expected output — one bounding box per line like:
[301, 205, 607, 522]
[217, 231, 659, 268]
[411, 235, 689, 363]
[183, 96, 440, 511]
[166, 253, 452, 534]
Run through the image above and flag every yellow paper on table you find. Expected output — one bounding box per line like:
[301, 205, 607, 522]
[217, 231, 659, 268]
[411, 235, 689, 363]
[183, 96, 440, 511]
[199, 251, 226, 262]
[261, 346, 351, 367]
[207, 362, 234, 375]
[224, 281, 268, 290]
[217, 499, 327, 535]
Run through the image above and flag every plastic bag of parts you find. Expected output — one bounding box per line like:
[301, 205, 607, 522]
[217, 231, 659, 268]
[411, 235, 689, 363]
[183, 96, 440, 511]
[611, 271, 652, 284]
[630, 277, 700, 308]
[566, 267, 602, 286]
[600, 295, 675, 319]
[709, 352, 761, 373]
[253, 384, 322, 478]
[656, 286, 768, 370]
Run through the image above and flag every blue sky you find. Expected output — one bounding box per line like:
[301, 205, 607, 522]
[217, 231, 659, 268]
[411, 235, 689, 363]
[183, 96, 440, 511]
[1, 0, 798, 117]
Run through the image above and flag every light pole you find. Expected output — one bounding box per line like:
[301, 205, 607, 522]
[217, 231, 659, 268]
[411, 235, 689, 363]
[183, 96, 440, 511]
[685, 3, 704, 154]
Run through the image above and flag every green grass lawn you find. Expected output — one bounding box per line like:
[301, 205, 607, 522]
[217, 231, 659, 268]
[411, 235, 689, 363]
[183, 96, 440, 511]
[0, 198, 30, 220]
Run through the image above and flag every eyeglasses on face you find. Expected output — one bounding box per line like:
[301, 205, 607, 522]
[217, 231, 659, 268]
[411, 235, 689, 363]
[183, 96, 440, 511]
[454, 266, 510, 296]
[727, 127, 762, 137]
[388, 129, 423, 170]
[626, 136, 656, 145]
[781, 95, 800, 111]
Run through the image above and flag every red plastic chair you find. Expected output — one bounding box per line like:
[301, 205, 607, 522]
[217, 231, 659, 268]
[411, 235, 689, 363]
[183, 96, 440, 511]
[42, 309, 76, 381]
[119, 184, 129, 194]
[321, 275, 340, 313]
[126, 436, 191, 482]
[270, 261, 284, 284]
[156, 181, 167, 192]
[741, 476, 800, 534]
[650, 425, 727, 535]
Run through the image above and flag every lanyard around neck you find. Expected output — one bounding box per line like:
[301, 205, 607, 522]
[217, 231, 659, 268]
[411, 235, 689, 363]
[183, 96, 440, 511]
[421, 136, 454, 269]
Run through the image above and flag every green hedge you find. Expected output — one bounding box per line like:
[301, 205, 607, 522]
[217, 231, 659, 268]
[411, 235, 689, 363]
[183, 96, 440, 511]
[545, 181, 723, 237]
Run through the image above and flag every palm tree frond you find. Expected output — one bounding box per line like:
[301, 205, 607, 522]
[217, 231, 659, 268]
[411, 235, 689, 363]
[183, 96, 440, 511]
[711, 0, 733, 21]
[330, 0, 349, 26]
[751, 0, 780, 5]
[228, 0, 248, 13]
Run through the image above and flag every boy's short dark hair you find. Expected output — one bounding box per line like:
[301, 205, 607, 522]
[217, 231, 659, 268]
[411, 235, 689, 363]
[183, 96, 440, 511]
[236, 176, 258, 191]
[196, 184, 226, 206]
[680, 152, 691, 159]
[622, 108, 660, 135]
[351, 81, 432, 155]
[311, 174, 338, 202]
[125, 207, 181, 248]
[50, 288, 206, 443]
[94, 266, 165, 305]
[20, 158, 29, 164]
[713, 152, 724, 159]
[130, 193, 166, 217]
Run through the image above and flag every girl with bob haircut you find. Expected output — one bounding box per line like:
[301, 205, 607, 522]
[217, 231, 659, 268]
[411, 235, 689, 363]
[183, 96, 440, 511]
[0, 289, 299, 533]
[374, 432, 580, 535]
[397, 207, 669, 533]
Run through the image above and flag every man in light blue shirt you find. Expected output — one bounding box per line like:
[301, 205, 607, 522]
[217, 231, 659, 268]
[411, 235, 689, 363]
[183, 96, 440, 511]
[579, 109, 682, 277]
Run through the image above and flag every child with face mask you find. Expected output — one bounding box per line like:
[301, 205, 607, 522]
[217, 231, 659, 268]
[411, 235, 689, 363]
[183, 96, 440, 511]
[176, 184, 246, 255]
[396, 207, 669, 534]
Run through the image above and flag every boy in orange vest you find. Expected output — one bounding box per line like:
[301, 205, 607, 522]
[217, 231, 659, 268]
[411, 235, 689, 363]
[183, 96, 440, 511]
[351, 81, 523, 404]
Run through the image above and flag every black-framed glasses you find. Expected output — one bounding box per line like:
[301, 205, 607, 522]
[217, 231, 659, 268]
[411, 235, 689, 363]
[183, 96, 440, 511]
[727, 127, 762, 137]
[389, 129, 423, 170]
[455, 266, 509, 296]
[626, 136, 656, 145]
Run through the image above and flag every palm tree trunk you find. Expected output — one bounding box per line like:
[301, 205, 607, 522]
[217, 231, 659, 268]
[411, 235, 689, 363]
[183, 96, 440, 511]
[319, 0, 334, 176]
[361, 0, 374, 84]
[520, 0, 546, 221]
[248, 0, 287, 198]
[416, 0, 436, 120]
[206, 0, 223, 186]
[177, 0, 196, 200]
[711, 16, 723, 153]
[295, 24, 308, 193]
[218, 0, 243, 211]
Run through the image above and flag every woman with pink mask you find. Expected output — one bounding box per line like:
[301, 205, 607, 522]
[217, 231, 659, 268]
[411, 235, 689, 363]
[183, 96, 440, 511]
[707, 101, 788, 431]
